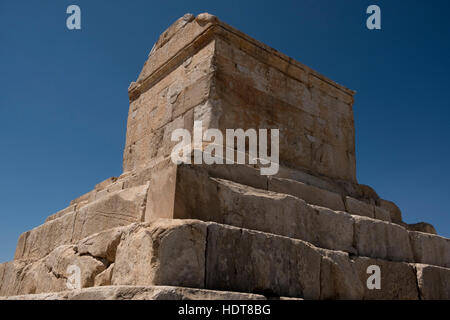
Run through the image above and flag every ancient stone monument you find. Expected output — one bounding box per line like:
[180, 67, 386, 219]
[1, 13, 449, 300]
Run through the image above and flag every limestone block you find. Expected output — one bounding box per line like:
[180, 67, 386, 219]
[374, 206, 391, 222]
[268, 177, 345, 211]
[112, 220, 206, 289]
[409, 231, 450, 268]
[379, 199, 403, 223]
[70, 189, 96, 206]
[16, 245, 106, 296]
[309, 206, 355, 254]
[415, 264, 450, 300]
[15, 185, 148, 262]
[94, 264, 114, 287]
[319, 250, 364, 300]
[45, 204, 76, 223]
[352, 257, 419, 300]
[3, 224, 146, 297]
[95, 177, 118, 191]
[204, 163, 268, 191]
[135, 14, 217, 85]
[1, 285, 270, 300]
[0, 261, 27, 297]
[76, 226, 129, 263]
[125, 13, 356, 182]
[14, 212, 76, 262]
[71, 185, 148, 242]
[407, 222, 437, 235]
[173, 165, 355, 254]
[353, 216, 414, 262]
[320, 251, 419, 300]
[205, 223, 321, 299]
[345, 196, 374, 218]
[275, 166, 344, 195]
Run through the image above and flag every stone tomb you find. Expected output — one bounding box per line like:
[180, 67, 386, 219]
[1, 13, 449, 300]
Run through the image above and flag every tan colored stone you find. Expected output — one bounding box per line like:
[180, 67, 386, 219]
[94, 264, 114, 287]
[345, 196, 374, 218]
[95, 177, 118, 191]
[352, 257, 419, 300]
[275, 166, 344, 195]
[353, 216, 414, 262]
[173, 165, 355, 254]
[70, 189, 96, 206]
[204, 163, 268, 190]
[409, 231, 450, 268]
[125, 13, 356, 182]
[1, 285, 270, 300]
[319, 250, 364, 300]
[407, 222, 437, 235]
[15, 185, 148, 262]
[19, 246, 106, 295]
[269, 177, 345, 211]
[309, 206, 355, 254]
[45, 204, 76, 223]
[76, 226, 129, 263]
[3, 244, 107, 296]
[415, 264, 450, 300]
[71, 185, 148, 241]
[379, 199, 402, 223]
[0, 261, 27, 296]
[112, 220, 206, 288]
[14, 211, 76, 261]
[206, 223, 321, 299]
[374, 206, 391, 222]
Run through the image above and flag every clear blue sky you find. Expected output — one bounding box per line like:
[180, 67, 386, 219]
[0, 0, 449, 262]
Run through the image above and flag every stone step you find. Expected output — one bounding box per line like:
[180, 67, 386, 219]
[171, 163, 401, 224]
[3, 219, 449, 299]
[14, 185, 149, 262]
[130, 159, 403, 225]
[45, 177, 126, 223]
[173, 166, 450, 267]
[0, 285, 282, 300]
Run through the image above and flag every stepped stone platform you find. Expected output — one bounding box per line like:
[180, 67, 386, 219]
[1, 13, 449, 300]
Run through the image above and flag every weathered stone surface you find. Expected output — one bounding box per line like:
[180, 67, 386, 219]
[45, 204, 76, 223]
[268, 177, 345, 211]
[15, 185, 148, 261]
[76, 226, 128, 263]
[415, 264, 450, 300]
[0, 285, 273, 300]
[320, 251, 419, 300]
[309, 206, 355, 254]
[374, 206, 391, 222]
[173, 166, 355, 254]
[352, 257, 419, 300]
[124, 40, 215, 172]
[14, 212, 76, 262]
[94, 264, 114, 287]
[212, 33, 356, 182]
[20, 246, 106, 295]
[125, 12, 356, 182]
[407, 222, 437, 235]
[2, 245, 106, 296]
[353, 216, 414, 262]
[205, 223, 321, 299]
[2, 13, 447, 301]
[2, 225, 134, 297]
[112, 220, 206, 288]
[409, 231, 450, 268]
[319, 250, 364, 300]
[379, 199, 402, 223]
[0, 261, 27, 297]
[344, 196, 374, 218]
